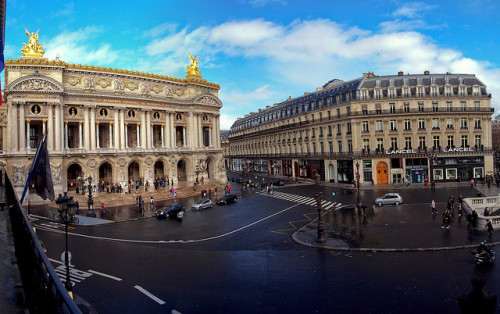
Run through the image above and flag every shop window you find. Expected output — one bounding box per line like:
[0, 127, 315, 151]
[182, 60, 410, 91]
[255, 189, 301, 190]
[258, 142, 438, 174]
[473, 167, 484, 179]
[446, 168, 457, 180]
[433, 169, 444, 180]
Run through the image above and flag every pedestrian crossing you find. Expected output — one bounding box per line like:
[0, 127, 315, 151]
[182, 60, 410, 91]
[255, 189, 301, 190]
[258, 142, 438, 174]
[268, 191, 343, 210]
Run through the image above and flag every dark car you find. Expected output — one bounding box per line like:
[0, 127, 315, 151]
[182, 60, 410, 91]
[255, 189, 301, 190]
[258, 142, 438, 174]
[272, 179, 285, 186]
[156, 203, 185, 219]
[216, 194, 237, 205]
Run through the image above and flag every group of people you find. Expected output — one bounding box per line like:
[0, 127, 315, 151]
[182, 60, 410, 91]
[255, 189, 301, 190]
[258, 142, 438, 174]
[431, 194, 465, 230]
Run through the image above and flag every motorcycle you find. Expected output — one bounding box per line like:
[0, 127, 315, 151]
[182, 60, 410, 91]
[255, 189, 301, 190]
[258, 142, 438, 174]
[472, 249, 496, 265]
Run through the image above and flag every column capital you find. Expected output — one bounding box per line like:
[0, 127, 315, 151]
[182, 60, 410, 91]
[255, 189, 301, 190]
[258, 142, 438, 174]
[43, 120, 47, 124]
[110, 122, 113, 126]
[65, 121, 68, 125]
[79, 121, 83, 125]
[26, 119, 30, 123]
[96, 122, 99, 125]
[125, 122, 128, 126]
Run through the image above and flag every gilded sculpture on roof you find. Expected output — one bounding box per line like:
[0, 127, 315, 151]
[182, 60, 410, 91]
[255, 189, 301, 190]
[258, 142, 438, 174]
[22, 28, 45, 57]
[186, 53, 202, 78]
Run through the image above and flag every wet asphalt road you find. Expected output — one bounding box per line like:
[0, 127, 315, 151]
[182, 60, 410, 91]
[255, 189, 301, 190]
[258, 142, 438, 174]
[34, 184, 499, 313]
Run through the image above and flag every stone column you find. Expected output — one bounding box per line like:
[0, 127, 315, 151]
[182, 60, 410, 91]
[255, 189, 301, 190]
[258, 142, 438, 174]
[199, 114, 203, 147]
[25, 119, 30, 150]
[64, 122, 69, 149]
[47, 104, 54, 150]
[146, 111, 151, 149]
[151, 125, 155, 148]
[19, 104, 26, 151]
[165, 112, 170, 148]
[84, 106, 90, 151]
[114, 110, 119, 149]
[120, 109, 125, 150]
[161, 125, 165, 147]
[136, 124, 140, 148]
[42, 120, 46, 138]
[55, 103, 61, 151]
[141, 111, 146, 149]
[96, 122, 100, 149]
[170, 113, 175, 148]
[79, 122, 83, 148]
[209, 126, 212, 147]
[109, 123, 113, 148]
[90, 107, 96, 151]
[7, 102, 15, 151]
[182, 126, 186, 147]
[125, 123, 129, 148]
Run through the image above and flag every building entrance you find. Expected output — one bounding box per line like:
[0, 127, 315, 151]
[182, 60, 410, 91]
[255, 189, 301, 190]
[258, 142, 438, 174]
[376, 162, 388, 184]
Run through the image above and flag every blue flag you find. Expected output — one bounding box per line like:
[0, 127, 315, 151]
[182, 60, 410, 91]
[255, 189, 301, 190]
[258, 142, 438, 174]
[20, 140, 55, 203]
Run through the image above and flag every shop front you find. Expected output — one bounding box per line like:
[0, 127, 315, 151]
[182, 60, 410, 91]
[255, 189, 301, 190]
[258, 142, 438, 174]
[431, 156, 484, 182]
[405, 158, 428, 184]
[337, 160, 353, 183]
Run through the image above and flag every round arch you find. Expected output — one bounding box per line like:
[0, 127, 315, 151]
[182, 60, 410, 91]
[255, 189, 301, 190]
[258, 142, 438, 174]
[128, 161, 141, 184]
[177, 159, 187, 181]
[154, 160, 165, 179]
[99, 162, 113, 184]
[67, 163, 83, 191]
[207, 157, 216, 179]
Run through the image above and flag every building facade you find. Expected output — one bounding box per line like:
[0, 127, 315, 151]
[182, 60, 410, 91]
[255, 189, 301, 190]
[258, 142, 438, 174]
[0, 31, 225, 198]
[229, 71, 494, 185]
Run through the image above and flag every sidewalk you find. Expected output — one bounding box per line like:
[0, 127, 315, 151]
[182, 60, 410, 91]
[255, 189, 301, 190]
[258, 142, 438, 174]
[0, 209, 25, 312]
[29, 179, 247, 223]
[293, 182, 500, 251]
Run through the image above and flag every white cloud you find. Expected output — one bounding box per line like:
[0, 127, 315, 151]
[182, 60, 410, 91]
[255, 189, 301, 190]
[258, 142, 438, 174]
[44, 26, 120, 66]
[52, 2, 75, 18]
[392, 2, 436, 19]
[140, 16, 500, 128]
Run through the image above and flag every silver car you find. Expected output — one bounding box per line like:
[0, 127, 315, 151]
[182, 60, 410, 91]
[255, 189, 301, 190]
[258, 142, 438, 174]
[191, 199, 213, 210]
[375, 193, 403, 206]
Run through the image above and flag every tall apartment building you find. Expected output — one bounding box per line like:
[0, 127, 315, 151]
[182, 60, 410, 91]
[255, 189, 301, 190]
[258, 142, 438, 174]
[0, 31, 225, 198]
[229, 71, 494, 185]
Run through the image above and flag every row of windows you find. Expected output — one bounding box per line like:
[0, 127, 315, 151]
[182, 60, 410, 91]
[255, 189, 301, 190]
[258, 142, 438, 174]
[363, 118, 483, 132]
[231, 135, 483, 155]
[232, 95, 483, 133]
[360, 85, 480, 100]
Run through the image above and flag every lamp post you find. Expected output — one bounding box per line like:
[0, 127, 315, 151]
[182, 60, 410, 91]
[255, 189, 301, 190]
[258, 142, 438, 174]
[355, 161, 361, 208]
[314, 170, 325, 243]
[85, 175, 96, 217]
[56, 192, 75, 299]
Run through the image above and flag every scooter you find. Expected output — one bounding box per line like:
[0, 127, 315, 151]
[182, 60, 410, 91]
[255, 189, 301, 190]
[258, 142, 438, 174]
[472, 249, 496, 265]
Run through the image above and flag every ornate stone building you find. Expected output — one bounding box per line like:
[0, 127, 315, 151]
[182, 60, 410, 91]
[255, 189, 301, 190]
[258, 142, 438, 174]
[0, 31, 225, 198]
[229, 71, 494, 185]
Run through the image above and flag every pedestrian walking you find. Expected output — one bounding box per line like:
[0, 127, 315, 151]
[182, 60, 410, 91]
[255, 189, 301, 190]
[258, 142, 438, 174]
[442, 209, 450, 229]
[430, 200, 437, 215]
[174, 188, 177, 197]
[75, 200, 79, 215]
[150, 196, 154, 210]
[170, 188, 173, 196]
[471, 179, 474, 188]
[486, 219, 494, 237]
[100, 202, 106, 218]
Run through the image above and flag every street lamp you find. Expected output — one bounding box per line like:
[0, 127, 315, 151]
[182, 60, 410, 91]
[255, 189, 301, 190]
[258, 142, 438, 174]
[56, 192, 75, 299]
[314, 170, 325, 243]
[355, 161, 361, 208]
[85, 175, 96, 217]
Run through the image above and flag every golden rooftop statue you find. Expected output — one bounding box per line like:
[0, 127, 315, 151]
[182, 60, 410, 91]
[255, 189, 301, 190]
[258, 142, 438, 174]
[22, 28, 45, 57]
[186, 52, 202, 78]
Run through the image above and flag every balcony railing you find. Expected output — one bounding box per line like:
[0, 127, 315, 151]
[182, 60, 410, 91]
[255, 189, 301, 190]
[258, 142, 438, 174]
[5, 173, 81, 313]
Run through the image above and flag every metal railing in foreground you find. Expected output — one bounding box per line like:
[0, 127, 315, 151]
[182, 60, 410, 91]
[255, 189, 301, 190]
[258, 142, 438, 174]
[5, 173, 81, 313]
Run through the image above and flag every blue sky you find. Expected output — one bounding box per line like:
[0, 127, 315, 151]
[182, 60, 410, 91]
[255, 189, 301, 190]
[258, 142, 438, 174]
[4, 0, 500, 129]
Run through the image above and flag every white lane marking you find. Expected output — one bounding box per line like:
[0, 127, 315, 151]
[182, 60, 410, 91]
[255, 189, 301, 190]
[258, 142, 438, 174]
[88, 269, 122, 281]
[134, 285, 166, 305]
[171, 310, 182, 314]
[37, 203, 302, 244]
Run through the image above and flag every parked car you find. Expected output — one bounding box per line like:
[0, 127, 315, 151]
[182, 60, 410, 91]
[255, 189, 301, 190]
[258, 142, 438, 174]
[374, 193, 403, 206]
[156, 203, 185, 219]
[272, 179, 285, 186]
[216, 194, 237, 205]
[192, 199, 213, 210]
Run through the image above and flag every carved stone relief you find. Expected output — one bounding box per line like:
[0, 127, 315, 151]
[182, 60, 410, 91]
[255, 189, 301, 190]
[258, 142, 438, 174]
[12, 164, 26, 187]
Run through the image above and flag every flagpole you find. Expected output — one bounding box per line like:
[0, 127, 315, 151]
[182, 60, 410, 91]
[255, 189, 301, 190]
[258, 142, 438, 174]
[20, 129, 49, 204]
